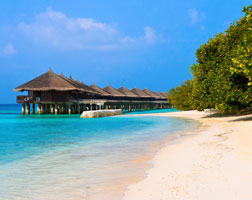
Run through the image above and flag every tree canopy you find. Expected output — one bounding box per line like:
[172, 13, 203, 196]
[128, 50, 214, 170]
[167, 80, 193, 111]
[168, 5, 252, 113]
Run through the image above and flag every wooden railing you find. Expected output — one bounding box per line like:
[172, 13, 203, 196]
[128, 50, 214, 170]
[16, 96, 33, 103]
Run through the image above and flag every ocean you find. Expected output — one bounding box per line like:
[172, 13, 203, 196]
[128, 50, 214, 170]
[0, 104, 197, 200]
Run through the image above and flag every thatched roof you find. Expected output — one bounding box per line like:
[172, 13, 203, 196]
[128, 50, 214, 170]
[104, 85, 125, 97]
[118, 86, 138, 97]
[90, 84, 111, 96]
[143, 88, 160, 98]
[160, 92, 168, 98]
[153, 91, 164, 99]
[131, 87, 150, 98]
[59, 73, 97, 94]
[14, 69, 167, 100]
[14, 69, 83, 92]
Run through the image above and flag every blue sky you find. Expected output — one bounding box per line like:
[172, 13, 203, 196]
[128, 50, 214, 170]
[0, 0, 251, 103]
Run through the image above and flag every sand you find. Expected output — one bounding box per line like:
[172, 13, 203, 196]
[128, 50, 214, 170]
[122, 111, 252, 200]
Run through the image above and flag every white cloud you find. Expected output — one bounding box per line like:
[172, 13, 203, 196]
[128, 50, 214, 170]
[144, 27, 156, 44]
[18, 7, 160, 51]
[188, 8, 206, 25]
[0, 44, 16, 56]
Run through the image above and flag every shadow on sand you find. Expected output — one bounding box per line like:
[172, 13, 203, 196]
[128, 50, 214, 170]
[202, 110, 252, 122]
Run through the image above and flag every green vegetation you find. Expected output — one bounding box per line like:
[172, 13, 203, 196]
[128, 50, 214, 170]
[167, 80, 193, 111]
[168, 5, 252, 113]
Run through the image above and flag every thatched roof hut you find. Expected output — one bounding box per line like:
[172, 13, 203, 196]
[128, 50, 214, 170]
[160, 92, 168, 98]
[59, 73, 97, 94]
[104, 85, 126, 97]
[118, 86, 138, 97]
[14, 69, 83, 92]
[143, 88, 160, 98]
[90, 84, 111, 96]
[131, 87, 150, 98]
[153, 91, 164, 99]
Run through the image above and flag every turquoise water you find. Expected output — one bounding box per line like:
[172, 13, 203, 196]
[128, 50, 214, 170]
[0, 104, 196, 200]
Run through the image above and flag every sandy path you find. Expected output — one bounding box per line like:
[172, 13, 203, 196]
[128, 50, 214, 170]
[122, 111, 252, 200]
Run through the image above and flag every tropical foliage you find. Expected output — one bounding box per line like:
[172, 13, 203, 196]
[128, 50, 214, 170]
[167, 80, 193, 111]
[168, 5, 252, 113]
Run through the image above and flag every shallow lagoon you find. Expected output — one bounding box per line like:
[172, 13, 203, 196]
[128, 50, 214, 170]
[0, 105, 196, 200]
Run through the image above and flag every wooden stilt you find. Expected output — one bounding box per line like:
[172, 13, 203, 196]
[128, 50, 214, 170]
[26, 103, 30, 115]
[41, 104, 44, 114]
[32, 103, 35, 114]
[22, 104, 25, 115]
[50, 104, 53, 114]
[55, 104, 58, 114]
[37, 104, 41, 114]
[68, 105, 72, 114]
[61, 105, 65, 114]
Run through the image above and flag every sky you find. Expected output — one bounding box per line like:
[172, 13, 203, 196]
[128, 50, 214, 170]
[0, 0, 251, 103]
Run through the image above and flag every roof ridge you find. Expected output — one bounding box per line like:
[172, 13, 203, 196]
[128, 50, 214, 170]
[14, 70, 81, 92]
[48, 67, 53, 73]
[90, 84, 111, 96]
[104, 85, 125, 96]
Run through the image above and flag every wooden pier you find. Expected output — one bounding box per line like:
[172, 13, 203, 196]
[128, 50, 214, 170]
[14, 69, 170, 115]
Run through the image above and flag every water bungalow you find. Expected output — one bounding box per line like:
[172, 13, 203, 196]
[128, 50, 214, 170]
[14, 69, 170, 114]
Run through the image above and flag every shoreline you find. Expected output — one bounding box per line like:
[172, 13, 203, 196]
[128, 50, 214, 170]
[122, 111, 252, 200]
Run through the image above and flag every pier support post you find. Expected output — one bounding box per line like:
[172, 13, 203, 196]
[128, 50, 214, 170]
[58, 104, 60, 113]
[51, 104, 55, 114]
[61, 105, 65, 114]
[37, 104, 41, 114]
[41, 104, 44, 114]
[22, 103, 25, 115]
[32, 103, 35, 114]
[68, 105, 72, 115]
[47, 104, 51, 114]
[26, 103, 30, 115]
[44, 104, 48, 114]
[44, 104, 47, 114]
[58, 105, 61, 114]
[55, 104, 58, 114]
[43, 104, 46, 114]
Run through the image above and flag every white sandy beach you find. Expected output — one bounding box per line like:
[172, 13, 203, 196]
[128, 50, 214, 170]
[122, 111, 252, 200]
